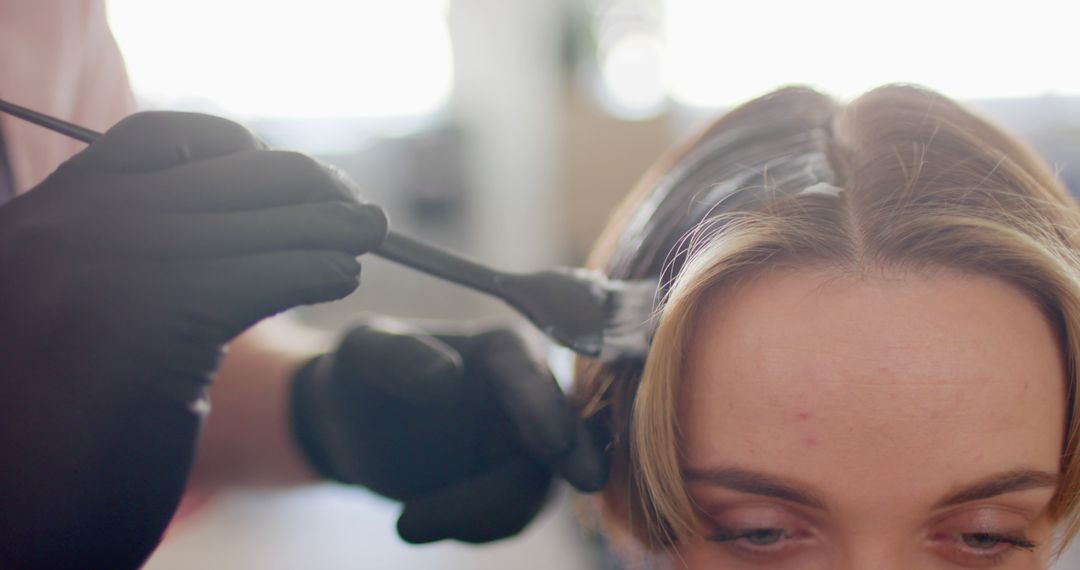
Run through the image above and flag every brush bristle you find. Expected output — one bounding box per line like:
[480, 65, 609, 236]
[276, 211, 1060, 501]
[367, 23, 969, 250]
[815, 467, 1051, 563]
[597, 278, 658, 361]
[495, 269, 657, 361]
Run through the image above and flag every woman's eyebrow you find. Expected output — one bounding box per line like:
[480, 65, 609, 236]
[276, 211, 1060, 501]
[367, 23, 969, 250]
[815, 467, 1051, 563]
[682, 467, 828, 509]
[933, 469, 1060, 509]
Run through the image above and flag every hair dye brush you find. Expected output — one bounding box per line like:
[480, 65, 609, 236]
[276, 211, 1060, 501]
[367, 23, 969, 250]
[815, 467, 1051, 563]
[0, 99, 656, 361]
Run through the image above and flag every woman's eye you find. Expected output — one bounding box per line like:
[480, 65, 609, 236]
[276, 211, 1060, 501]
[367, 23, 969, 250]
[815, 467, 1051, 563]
[962, 533, 1007, 550]
[931, 532, 1039, 566]
[745, 528, 785, 546]
[710, 527, 790, 548]
[957, 532, 1036, 553]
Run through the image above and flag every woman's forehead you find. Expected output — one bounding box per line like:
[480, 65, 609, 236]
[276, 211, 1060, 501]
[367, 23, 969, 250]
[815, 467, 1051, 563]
[679, 267, 1067, 500]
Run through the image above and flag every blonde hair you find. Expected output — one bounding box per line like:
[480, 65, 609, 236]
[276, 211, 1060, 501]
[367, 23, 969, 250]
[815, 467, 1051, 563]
[575, 85, 1080, 554]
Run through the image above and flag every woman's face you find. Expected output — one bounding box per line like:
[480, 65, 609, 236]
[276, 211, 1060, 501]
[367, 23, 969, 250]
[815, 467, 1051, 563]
[676, 268, 1067, 569]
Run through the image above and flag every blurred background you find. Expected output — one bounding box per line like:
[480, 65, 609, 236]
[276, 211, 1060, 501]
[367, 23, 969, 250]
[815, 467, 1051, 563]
[101, 0, 1080, 567]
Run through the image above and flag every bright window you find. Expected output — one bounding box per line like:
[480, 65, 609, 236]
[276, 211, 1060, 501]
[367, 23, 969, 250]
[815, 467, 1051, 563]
[593, 0, 1080, 117]
[665, 0, 1080, 107]
[107, 0, 453, 119]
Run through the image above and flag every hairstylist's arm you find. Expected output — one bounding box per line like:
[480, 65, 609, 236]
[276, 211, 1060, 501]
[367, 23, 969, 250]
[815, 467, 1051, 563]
[291, 321, 609, 544]
[0, 112, 387, 569]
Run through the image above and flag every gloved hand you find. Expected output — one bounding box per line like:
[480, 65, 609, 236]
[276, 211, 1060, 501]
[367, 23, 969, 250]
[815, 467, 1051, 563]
[291, 322, 608, 544]
[0, 112, 387, 569]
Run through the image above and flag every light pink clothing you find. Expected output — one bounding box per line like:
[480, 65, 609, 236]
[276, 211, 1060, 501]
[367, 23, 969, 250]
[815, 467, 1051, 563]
[0, 1, 211, 529]
[0, 0, 136, 194]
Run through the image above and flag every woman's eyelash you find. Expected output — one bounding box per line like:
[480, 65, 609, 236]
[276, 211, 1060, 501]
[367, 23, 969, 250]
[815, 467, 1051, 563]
[709, 530, 1038, 551]
[709, 527, 790, 546]
[961, 532, 1037, 552]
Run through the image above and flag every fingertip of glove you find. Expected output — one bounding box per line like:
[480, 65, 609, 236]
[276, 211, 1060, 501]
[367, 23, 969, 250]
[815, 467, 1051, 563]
[326, 201, 387, 254]
[396, 459, 551, 545]
[327, 254, 362, 292]
[396, 511, 442, 545]
[298, 254, 360, 304]
[330, 252, 362, 276]
[396, 504, 524, 546]
[353, 202, 388, 253]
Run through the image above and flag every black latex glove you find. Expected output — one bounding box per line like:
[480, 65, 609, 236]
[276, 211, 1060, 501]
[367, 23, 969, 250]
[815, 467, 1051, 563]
[291, 322, 608, 544]
[0, 112, 387, 569]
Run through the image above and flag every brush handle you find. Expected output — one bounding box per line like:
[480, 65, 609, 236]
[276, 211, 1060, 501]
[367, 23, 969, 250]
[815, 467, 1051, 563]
[0, 99, 512, 301]
[375, 232, 507, 298]
[0, 98, 100, 143]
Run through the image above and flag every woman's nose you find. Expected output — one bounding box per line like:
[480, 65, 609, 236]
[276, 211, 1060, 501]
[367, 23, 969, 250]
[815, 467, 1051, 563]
[835, 540, 918, 570]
